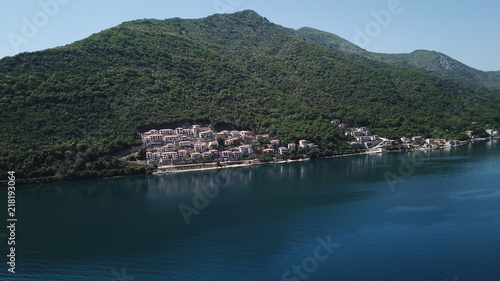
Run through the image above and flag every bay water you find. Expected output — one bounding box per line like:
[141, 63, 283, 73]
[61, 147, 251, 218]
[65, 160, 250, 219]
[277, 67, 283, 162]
[1, 139, 499, 280]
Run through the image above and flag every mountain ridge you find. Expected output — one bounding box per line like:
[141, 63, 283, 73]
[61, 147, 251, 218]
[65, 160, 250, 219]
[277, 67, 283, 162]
[296, 26, 500, 88]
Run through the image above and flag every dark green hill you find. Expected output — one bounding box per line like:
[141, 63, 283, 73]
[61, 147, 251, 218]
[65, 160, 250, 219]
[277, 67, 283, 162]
[1, 10, 499, 185]
[297, 27, 500, 88]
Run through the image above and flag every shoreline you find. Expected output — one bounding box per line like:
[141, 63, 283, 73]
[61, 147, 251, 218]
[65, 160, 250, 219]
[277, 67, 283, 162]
[154, 136, 500, 175]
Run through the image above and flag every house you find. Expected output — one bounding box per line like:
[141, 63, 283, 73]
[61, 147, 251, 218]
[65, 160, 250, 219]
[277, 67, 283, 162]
[232, 151, 243, 159]
[221, 151, 233, 159]
[299, 140, 309, 148]
[179, 135, 190, 141]
[217, 130, 231, 138]
[159, 129, 174, 135]
[425, 138, 435, 145]
[238, 145, 254, 155]
[263, 148, 275, 154]
[225, 138, 239, 147]
[270, 140, 280, 148]
[400, 137, 410, 143]
[192, 125, 201, 137]
[199, 130, 215, 141]
[177, 150, 188, 158]
[339, 123, 350, 129]
[144, 134, 163, 146]
[162, 151, 178, 161]
[240, 131, 251, 139]
[412, 136, 423, 142]
[164, 135, 180, 144]
[288, 143, 296, 150]
[194, 142, 208, 152]
[278, 147, 289, 155]
[202, 152, 213, 159]
[179, 141, 192, 148]
[161, 143, 175, 152]
[146, 152, 159, 162]
[331, 119, 341, 125]
[230, 130, 241, 137]
[175, 127, 184, 135]
[209, 149, 219, 157]
[308, 143, 319, 149]
[208, 141, 219, 149]
[191, 152, 202, 159]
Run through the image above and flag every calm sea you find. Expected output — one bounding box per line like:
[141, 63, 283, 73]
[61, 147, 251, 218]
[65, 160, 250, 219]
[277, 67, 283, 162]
[1, 139, 499, 281]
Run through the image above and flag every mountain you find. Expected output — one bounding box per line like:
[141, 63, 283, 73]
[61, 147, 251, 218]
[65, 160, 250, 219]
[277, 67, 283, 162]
[1, 10, 499, 185]
[296, 27, 500, 88]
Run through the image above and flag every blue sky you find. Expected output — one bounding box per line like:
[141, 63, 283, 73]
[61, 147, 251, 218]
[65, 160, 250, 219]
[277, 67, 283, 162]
[1, 0, 499, 71]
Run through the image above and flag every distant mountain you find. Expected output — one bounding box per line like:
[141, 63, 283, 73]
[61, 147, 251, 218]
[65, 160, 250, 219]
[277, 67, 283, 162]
[296, 27, 500, 88]
[1, 10, 499, 185]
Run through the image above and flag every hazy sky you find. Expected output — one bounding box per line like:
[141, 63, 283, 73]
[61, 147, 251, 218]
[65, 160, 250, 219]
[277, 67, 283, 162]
[1, 0, 499, 71]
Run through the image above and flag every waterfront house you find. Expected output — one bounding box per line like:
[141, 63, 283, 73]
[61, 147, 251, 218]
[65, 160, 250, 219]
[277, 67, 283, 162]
[288, 143, 296, 150]
[238, 145, 254, 155]
[263, 148, 275, 154]
[177, 150, 188, 158]
[299, 140, 309, 148]
[221, 151, 233, 159]
[209, 149, 219, 157]
[232, 151, 243, 159]
[278, 147, 289, 155]
[146, 152, 159, 162]
[162, 151, 179, 161]
[191, 152, 202, 159]
[202, 152, 212, 159]
[412, 136, 423, 142]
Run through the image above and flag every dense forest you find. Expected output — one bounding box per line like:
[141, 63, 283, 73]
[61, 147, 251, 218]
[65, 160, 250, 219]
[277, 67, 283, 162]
[1, 10, 499, 185]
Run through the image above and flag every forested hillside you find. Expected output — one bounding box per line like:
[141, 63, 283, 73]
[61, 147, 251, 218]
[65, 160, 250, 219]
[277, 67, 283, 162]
[1, 10, 499, 185]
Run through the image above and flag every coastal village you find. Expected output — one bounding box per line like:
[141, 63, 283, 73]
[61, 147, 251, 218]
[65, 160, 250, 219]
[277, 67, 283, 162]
[141, 124, 317, 165]
[140, 121, 499, 166]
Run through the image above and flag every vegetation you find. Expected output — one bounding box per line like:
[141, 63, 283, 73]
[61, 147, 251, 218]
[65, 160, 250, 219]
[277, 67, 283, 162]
[0, 10, 499, 186]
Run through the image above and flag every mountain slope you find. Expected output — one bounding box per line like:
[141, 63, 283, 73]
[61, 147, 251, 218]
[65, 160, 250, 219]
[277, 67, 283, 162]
[1, 10, 499, 185]
[297, 27, 500, 88]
